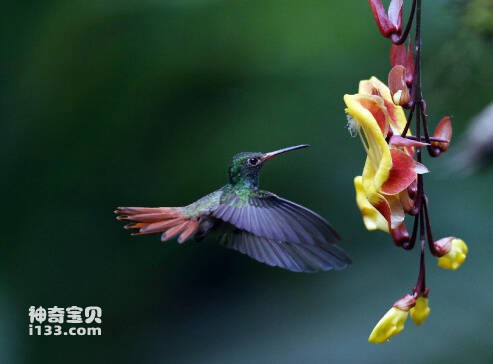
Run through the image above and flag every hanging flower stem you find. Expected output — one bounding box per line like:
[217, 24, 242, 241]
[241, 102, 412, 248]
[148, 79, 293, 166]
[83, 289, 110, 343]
[358, 0, 468, 343]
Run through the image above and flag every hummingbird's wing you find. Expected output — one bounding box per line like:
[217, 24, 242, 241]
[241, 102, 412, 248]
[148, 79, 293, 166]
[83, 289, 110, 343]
[212, 190, 340, 246]
[211, 190, 351, 270]
[115, 190, 351, 272]
[219, 228, 349, 272]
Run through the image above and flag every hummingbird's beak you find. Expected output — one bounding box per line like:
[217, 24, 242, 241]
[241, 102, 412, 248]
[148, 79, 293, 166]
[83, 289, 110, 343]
[260, 144, 310, 162]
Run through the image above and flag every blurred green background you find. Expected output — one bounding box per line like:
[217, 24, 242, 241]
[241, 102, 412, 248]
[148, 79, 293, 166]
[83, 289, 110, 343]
[2, 0, 492, 363]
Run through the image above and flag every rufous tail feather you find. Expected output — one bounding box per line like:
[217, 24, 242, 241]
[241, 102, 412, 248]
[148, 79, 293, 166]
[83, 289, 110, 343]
[115, 207, 199, 243]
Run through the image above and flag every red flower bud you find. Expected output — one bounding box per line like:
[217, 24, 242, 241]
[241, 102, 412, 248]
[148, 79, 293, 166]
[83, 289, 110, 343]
[431, 117, 452, 156]
[390, 44, 406, 67]
[407, 180, 418, 199]
[390, 43, 414, 86]
[391, 223, 410, 247]
[369, 0, 403, 38]
[388, 65, 411, 106]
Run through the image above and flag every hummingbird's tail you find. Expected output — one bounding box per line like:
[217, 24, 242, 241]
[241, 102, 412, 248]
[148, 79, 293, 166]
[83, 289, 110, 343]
[114, 206, 199, 243]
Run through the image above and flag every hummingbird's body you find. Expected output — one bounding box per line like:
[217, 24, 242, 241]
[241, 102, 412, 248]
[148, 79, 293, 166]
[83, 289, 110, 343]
[115, 145, 351, 272]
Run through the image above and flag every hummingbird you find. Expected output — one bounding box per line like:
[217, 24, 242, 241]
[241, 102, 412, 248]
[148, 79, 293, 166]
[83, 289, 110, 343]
[115, 145, 351, 272]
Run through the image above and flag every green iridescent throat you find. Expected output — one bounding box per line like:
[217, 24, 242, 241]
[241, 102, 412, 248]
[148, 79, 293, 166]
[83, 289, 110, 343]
[227, 153, 263, 190]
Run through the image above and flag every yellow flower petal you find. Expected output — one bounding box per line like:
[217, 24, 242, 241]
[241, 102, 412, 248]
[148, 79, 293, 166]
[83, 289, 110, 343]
[410, 297, 430, 326]
[344, 94, 391, 181]
[354, 176, 389, 232]
[368, 307, 408, 344]
[359, 77, 392, 100]
[358, 76, 408, 134]
[361, 150, 391, 196]
[437, 238, 468, 270]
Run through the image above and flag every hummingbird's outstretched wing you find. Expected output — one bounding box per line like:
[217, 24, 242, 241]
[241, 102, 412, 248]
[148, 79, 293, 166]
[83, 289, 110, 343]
[213, 190, 340, 246]
[115, 189, 351, 272]
[219, 228, 349, 272]
[211, 190, 351, 270]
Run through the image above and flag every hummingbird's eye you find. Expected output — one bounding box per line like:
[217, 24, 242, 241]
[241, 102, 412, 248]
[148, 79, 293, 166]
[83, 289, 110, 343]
[248, 158, 259, 166]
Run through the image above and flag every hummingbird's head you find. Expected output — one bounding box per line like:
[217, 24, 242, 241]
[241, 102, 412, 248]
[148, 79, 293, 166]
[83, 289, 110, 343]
[228, 144, 310, 187]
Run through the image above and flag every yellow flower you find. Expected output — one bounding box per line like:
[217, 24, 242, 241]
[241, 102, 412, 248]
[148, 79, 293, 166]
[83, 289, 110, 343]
[410, 297, 430, 326]
[345, 77, 427, 238]
[368, 307, 409, 343]
[436, 238, 468, 270]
